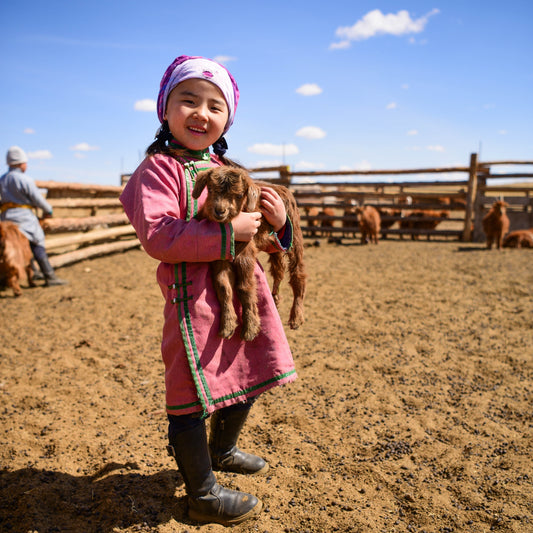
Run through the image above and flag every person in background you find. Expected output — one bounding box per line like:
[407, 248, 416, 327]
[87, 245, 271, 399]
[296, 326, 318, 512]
[0, 146, 67, 286]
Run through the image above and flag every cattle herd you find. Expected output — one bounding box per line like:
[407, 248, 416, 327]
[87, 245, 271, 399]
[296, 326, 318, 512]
[304, 197, 533, 248]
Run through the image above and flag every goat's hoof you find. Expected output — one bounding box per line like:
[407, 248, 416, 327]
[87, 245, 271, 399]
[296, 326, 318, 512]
[219, 323, 237, 339]
[241, 323, 260, 342]
[289, 310, 304, 330]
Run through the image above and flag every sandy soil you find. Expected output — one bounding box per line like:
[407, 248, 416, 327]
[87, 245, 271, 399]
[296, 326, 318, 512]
[1, 238, 532, 533]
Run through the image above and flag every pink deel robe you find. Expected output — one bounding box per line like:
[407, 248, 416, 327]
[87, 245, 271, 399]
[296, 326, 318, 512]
[120, 152, 297, 417]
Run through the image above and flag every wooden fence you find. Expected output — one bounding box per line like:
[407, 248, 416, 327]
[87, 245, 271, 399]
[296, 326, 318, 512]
[249, 153, 533, 242]
[35, 153, 533, 268]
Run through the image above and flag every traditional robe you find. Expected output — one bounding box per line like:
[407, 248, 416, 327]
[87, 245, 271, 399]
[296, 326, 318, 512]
[120, 151, 297, 417]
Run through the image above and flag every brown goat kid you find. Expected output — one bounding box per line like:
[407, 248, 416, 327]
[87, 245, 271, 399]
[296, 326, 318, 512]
[0, 221, 35, 297]
[503, 229, 533, 249]
[355, 205, 381, 244]
[482, 200, 510, 250]
[193, 166, 306, 342]
[399, 210, 450, 241]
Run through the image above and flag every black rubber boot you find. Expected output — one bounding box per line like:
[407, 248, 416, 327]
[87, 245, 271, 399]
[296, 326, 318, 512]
[31, 260, 44, 281]
[167, 418, 262, 525]
[31, 244, 67, 286]
[209, 406, 269, 476]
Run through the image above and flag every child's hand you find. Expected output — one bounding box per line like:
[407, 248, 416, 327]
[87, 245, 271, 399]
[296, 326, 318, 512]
[232, 211, 262, 241]
[260, 187, 286, 232]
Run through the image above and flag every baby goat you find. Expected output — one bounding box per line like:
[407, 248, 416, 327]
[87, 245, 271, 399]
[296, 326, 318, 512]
[0, 221, 35, 297]
[193, 166, 306, 341]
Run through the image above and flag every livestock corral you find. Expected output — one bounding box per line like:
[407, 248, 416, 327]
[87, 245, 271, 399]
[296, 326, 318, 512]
[1, 155, 532, 533]
[10, 153, 532, 273]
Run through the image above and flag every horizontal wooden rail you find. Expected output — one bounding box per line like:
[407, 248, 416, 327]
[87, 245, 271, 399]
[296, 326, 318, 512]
[36, 180, 123, 195]
[42, 214, 128, 233]
[46, 225, 136, 251]
[48, 198, 123, 209]
[49, 239, 140, 269]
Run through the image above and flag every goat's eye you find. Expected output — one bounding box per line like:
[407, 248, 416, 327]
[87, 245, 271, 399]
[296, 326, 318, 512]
[235, 194, 244, 200]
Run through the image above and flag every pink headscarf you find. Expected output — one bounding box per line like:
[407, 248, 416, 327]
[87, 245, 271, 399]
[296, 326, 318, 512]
[157, 55, 240, 136]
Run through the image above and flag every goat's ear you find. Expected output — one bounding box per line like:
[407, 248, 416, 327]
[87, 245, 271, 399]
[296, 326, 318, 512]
[192, 170, 210, 199]
[246, 183, 261, 212]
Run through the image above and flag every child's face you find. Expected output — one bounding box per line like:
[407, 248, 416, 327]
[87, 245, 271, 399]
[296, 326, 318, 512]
[164, 78, 229, 152]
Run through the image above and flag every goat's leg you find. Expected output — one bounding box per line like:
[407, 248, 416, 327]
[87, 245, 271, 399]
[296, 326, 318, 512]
[211, 261, 238, 339]
[25, 264, 36, 288]
[268, 252, 285, 307]
[7, 272, 22, 297]
[234, 255, 260, 342]
[286, 243, 306, 330]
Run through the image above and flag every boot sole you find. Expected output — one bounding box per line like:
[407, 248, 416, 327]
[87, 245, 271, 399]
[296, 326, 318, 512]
[189, 498, 262, 526]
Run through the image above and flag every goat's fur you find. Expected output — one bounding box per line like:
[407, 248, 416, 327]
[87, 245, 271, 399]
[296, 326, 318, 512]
[503, 229, 533, 249]
[0, 221, 35, 297]
[482, 200, 510, 250]
[355, 205, 381, 244]
[192, 166, 306, 341]
[399, 210, 450, 241]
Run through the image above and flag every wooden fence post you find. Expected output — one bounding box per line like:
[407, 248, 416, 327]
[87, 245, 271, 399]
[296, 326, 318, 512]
[279, 165, 291, 185]
[472, 174, 487, 242]
[462, 153, 478, 241]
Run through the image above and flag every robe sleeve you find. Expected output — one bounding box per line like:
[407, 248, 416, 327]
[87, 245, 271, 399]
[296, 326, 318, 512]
[262, 216, 293, 254]
[120, 155, 234, 264]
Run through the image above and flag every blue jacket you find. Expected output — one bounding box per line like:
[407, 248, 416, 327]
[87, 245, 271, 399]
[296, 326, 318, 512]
[0, 168, 52, 246]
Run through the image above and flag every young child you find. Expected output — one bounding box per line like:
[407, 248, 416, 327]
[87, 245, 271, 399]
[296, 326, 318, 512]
[120, 55, 297, 526]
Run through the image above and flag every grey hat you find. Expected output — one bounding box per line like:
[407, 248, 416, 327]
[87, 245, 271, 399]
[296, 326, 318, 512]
[6, 146, 28, 166]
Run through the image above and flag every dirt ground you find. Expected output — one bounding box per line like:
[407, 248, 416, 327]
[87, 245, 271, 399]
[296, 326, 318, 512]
[1, 238, 532, 533]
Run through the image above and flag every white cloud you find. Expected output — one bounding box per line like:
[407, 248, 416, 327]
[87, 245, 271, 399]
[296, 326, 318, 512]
[213, 55, 237, 64]
[252, 159, 284, 168]
[295, 161, 326, 170]
[427, 145, 445, 152]
[28, 150, 52, 160]
[329, 40, 351, 50]
[339, 160, 372, 172]
[296, 83, 323, 96]
[296, 126, 326, 140]
[498, 130, 508, 135]
[248, 143, 299, 157]
[386, 102, 397, 110]
[401, 83, 409, 90]
[70, 142, 99, 152]
[24, 128, 35, 134]
[407, 129, 418, 136]
[134, 99, 157, 112]
[331, 8, 439, 48]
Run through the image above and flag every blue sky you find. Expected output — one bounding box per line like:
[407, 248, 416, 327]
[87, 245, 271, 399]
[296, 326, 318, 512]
[1, 1, 532, 185]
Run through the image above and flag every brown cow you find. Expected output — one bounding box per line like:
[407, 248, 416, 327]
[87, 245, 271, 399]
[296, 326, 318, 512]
[0, 221, 35, 297]
[399, 210, 449, 241]
[303, 206, 320, 237]
[377, 207, 401, 239]
[482, 200, 510, 250]
[355, 205, 381, 244]
[319, 207, 336, 237]
[342, 200, 358, 238]
[503, 229, 533, 249]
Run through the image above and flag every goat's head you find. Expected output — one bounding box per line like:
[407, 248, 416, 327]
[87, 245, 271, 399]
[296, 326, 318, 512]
[492, 200, 509, 215]
[193, 167, 260, 223]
